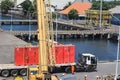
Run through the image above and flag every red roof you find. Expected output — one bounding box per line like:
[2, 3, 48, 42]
[59, 2, 92, 15]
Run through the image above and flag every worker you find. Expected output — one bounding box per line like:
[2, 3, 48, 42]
[84, 75, 88, 80]
[71, 65, 75, 74]
[96, 76, 100, 80]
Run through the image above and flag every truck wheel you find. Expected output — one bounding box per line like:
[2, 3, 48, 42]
[11, 69, 18, 77]
[49, 67, 54, 73]
[1, 69, 9, 77]
[20, 69, 26, 76]
[65, 67, 71, 73]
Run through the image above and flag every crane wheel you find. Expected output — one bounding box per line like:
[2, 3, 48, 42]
[20, 69, 26, 76]
[11, 69, 18, 77]
[14, 76, 24, 80]
[1, 69, 9, 77]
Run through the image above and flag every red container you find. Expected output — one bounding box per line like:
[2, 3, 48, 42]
[64, 45, 75, 63]
[68, 45, 75, 63]
[14, 47, 25, 66]
[54, 45, 64, 64]
[33, 47, 39, 65]
[63, 46, 70, 63]
[25, 47, 39, 65]
[14, 45, 75, 66]
[54, 45, 75, 64]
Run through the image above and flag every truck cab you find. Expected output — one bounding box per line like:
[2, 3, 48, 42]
[76, 53, 97, 72]
[82, 53, 97, 66]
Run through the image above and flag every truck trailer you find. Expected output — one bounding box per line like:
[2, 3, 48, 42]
[0, 45, 97, 77]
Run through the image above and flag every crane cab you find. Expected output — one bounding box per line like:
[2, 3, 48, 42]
[27, 67, 38, 80]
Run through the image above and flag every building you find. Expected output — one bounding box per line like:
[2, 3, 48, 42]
[58, 1, 92, 19]
[109, 6, 120, 25]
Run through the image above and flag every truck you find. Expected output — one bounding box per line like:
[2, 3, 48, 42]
[0, 45, 97, 77]
[0, 0, 97, 78]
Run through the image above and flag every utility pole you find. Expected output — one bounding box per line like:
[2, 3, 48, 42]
[14, 0, 17, 7]
[99, 0, 102, 28]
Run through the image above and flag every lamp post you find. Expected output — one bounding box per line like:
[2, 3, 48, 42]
[99, 0, 102, 28]
[28, 12, 31, 42]
[10, 8, 13, 31]
[115, 28, 120, 80]
[55, 7, 58, 43]
[111, 15, 120, 80]
[0, 1, 1, 27]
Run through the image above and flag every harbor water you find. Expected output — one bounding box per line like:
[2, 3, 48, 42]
[0, 15, 120, 61]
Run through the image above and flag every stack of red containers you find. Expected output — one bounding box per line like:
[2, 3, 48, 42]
[14, 45, 75, 66]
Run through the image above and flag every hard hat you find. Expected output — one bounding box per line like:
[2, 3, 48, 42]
[85, 75, 87, 77]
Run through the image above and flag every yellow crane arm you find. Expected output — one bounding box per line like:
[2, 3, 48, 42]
[36, 0, 48, 78]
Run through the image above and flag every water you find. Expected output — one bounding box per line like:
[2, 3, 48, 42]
[0, 15, 38, 31]
[0, 15, 120, 61]
[57, 39, 118, 61]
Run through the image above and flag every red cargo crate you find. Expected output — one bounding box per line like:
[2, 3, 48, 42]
[63, 45, 75, 63]
[63, 46, 70, 63]
[69, 45, 75, 63]
[54, 45, 64, 64]
[14, 45, 75, 66]
[27, 47, 33, 65]
[14, 47, 25, 66]
[33, 47, 38, 65]
[26, 47, 39, 65]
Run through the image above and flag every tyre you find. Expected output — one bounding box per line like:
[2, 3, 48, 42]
[1, 69, 9, 77]
[65, 67, 71, 73]
[20, 69, 27, 76]
[49, 67, 53, 73]
[11, 69, 18, 77]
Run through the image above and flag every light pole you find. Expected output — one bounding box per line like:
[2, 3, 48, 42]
[28, 12, 31, 42]
[99, 0, 102, 28]
[10, 9, 13, 31]
[55, 7, 58, 42]
[115, 27, 120, 80]
[0, 1, 1, 27]
[111, 14, 120, 80]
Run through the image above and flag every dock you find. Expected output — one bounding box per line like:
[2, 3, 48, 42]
[0, 31, 28, 64]
[0, 61, 120, 80]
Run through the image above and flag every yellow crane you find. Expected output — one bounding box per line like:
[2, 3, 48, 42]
[27, 0, 56, 80]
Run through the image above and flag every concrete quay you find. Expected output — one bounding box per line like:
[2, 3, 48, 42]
[0, 62, 120, 80]
[54, 61, 120, 80]
[0, 31, 28, 64]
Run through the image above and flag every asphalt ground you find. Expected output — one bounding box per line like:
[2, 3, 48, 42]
[0, 62, 120, 80]
[0, 31, 120, 80]
[0, 32, 28, 64]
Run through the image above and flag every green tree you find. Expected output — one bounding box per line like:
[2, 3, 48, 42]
[68, 9, 78, 20]
[0, 0, 14, 14]
[63, 2, 72, 10]
[91, 1, 110, 10]
[91, 1, 120, 10]
[20, 0, 35, 15]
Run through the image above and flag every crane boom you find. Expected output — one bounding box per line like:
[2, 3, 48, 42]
[36, 0, 48, 79]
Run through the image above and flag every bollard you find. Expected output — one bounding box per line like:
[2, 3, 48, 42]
[84, 75, 88, 80]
